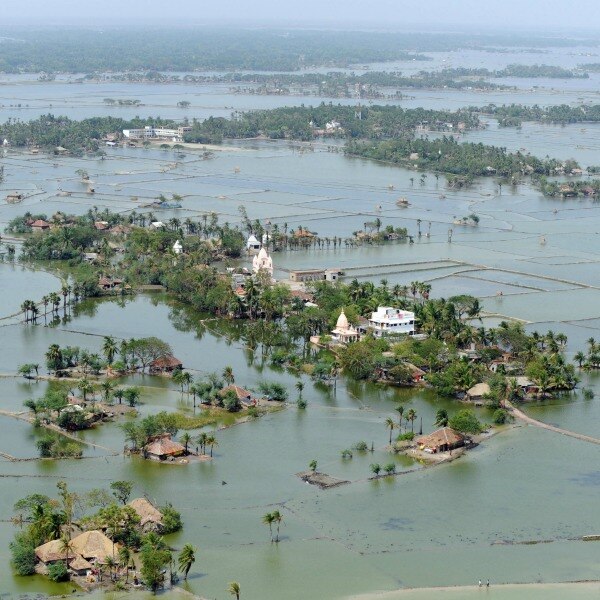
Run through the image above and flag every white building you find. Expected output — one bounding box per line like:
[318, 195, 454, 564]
[173, 240, 183, 255]
[246, 234, 261, 252]
[252, 247, 273, 277]
[369, 306, 415, 337]
[331, 309, 359, 344]
[122, 125, 192, 142]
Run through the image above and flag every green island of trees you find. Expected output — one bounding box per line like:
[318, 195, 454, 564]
[10, 480, 192, 591]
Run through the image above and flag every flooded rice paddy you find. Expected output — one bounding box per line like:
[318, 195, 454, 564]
[1, 45, 600, 599]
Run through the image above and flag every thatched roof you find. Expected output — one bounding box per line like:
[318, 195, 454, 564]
[71, 530, 115, 562]
[219, 384, 252, 401]
[466, 382, 491, 398]
[144, 434, 185, 457]
[150, 355, 183, 369]
[35, 539, 66, 563]
[69, 555, 93, 572]
[129, 497, 163, 527]
[416, 427, 465, 449]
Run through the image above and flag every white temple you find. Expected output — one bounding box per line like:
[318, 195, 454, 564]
[331, 309, 359, 344]
[252, 247, 273, 277]
[173, 240, 183, 255]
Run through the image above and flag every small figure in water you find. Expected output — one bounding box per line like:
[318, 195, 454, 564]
[478, 579, 482, 587]
[487, 579, 490, 587]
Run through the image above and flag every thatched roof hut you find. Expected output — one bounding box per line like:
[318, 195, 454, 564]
[129, 497, 164, 531]
[466, 382, 491, 400]
[35, 539, 66, 564]
[69, 555, 93, 574]
[415, 427, 466, 453]
[149, 355, 183, 373]
[70, 530, 116, 563]
[144, 434, 185, 460]
[219, 384, 254, 405]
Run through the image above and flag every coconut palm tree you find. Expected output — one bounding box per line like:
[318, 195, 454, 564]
[100, 380, 114, 403]
[102, 336, 118, 364]
[104, 555, 117, 581]
[178, 543, 196, 580]
[196, 432, 208, 455]
[206, 435, 218, 457]
[228, 582, 241, 599]
[385, 417, 395, 444]
[395, 404, 404, 429]
[180, 432, 192, 455]
[434, 409, 449, 428]
[223, 366, 235, 385]
[406, 408, 417, 433]
[262, 512, 275, 542]
[271, 510, 283, 543]
[59, 534, 74, 573]
[113, 388, 125, 404]
[295, 380, 304, 398]
[574, 351, 586, 368]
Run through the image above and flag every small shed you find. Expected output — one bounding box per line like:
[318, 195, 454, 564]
[30, 219, 51, 230]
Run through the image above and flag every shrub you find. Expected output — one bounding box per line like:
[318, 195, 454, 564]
[48, 561, 69, 582]
[161, 503, 182, 534]
[493, 408, 509, 424]
[396, 432, 415, 441]
[296, 399, 307, 409]
[354, 441, 369, 452]
[341, 449, 353, 459]
[10, 535, 36, 576]
[448, 409, 484, 434]
[383, 463, 396, 475]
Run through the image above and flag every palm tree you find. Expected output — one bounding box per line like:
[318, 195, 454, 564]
[178, 544, 196, 580]
[406, 408, 417, 433]
[105, 555, 117, 581]
[103, 336, 118, 364]
[118, 546, 132, 582]
[434, 409, 449, 427]
[385, 417, 395, 444]
[206, 435, 218, 457]
[196, 432, 209, 455]
[113, 388, 125, 404]
[271, 510, 283, 543]
[228, 582, 241, 599]
[180, 432, 192, 455]
[100, 380, 114, 403]
[395, 404, 404, 429]
[223, 366, 235, 385]
[59, 534, 74, 573]
[295, 380, 304, 398]
[77, 378, 94, 402]
[574, 351, 586, 368]
[262, 512, 275, 542]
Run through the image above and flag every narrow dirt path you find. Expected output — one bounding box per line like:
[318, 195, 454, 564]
[506, 400, 600, 446]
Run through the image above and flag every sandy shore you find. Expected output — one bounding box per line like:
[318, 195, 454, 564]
[346, 581, 600, 600]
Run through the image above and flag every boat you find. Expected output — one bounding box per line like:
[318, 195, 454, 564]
[396, 197, 411, 207]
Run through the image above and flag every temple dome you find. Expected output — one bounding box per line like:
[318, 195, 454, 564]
[336, 309, 349, 331]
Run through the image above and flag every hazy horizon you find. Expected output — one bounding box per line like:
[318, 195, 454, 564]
[2, 0, 600, 33]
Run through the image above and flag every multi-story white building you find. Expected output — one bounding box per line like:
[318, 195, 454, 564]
[122, 125, 192, 142]
[368, 306, 416, 337]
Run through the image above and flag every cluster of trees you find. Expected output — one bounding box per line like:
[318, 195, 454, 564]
[574, 338, 600, 369]
[346, 136, 572, 179]
[184, 104, 481, 144]
[435, 65, 587, 79]
[477, 103, 600, 127]
[10, 480, 190, 590]
[538, 177, 600, 198]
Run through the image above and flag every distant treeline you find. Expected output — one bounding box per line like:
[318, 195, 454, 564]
[475, 103, 600, 127]
[345, 136, 572, 179]
[0, 106, 481, 151]
[0, 29, 596, 73]
[434, 65, 588, 79]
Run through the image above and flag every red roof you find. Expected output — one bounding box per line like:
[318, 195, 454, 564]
[31, 219, 50, 228]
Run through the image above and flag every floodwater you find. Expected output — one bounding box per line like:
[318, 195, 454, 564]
[1, 43, 600, 600]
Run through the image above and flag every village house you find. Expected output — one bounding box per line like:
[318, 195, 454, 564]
[144, 434, 185, 460]
[289, 268, 342, 283]
[149, 355, 183, 373]
[246, 234, 261, 252]
[415, 427, 466, 454]
[98, 276, 123, 291]
[35, 530, 116, 576]
[466, 382, 491, 402]
[30, 219, 51, 231]
[219, 384, 256, 407]
[128, 497, 164, 532]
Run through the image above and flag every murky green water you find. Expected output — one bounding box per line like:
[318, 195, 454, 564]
[2, 44, 600, 599]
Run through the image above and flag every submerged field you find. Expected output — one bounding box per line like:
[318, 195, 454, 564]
[2, 41, 600, 600]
